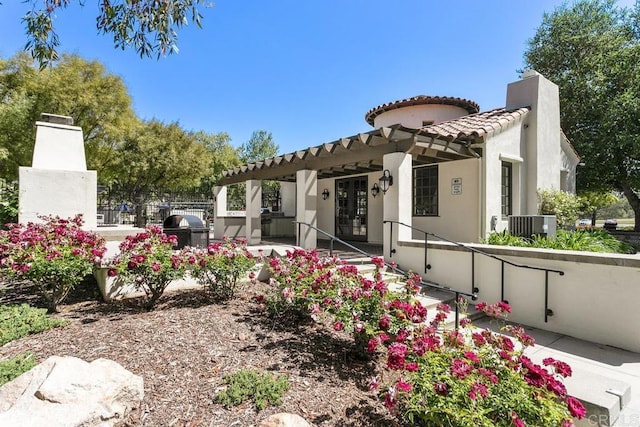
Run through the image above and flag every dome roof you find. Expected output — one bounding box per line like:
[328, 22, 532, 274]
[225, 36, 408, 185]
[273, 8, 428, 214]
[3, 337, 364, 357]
[365, 95, 480, 126]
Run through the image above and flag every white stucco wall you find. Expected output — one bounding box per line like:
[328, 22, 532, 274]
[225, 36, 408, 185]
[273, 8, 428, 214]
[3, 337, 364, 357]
[506, 71, 562, 211]
[218, 216, 246, 239]
[412, 158, 480, 243]
[18, 117, 98, 229]
[32, 121, 87, 171]
[391, 240, 640, 353]
[373, 104, 472, 129]
[483, 124, 526, 234]
[280, 182, 296, 216]
[18, 167, 97, 228]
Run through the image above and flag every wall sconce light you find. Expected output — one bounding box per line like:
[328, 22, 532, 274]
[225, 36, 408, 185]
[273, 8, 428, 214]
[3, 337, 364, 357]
[322, 188, 330, 200]
[379, 169, 393, 194]
[371, 183, 380, 198]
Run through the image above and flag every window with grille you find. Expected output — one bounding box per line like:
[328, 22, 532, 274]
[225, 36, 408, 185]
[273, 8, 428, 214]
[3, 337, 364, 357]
[413, 165, 438, 216]
[501, 162, 512, 217]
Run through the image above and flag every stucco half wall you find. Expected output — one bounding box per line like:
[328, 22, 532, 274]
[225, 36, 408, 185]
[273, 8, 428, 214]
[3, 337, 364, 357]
[391, 240, 640, 354]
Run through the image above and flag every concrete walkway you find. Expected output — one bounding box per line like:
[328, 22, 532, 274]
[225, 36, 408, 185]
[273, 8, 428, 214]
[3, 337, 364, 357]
[475, 318, 640, 427]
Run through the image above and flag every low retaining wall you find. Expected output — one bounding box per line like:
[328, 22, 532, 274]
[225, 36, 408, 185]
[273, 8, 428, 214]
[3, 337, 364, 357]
[608, 230, 640, 245]
[390, 239, 640, 353]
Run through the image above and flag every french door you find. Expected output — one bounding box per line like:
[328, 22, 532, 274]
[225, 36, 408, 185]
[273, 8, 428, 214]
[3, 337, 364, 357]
[335, 176, 368, 241]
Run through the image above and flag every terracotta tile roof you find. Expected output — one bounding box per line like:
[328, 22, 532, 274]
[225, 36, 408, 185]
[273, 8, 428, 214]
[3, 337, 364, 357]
[365, 95, 480, 126]
[421, 107, 530, 142]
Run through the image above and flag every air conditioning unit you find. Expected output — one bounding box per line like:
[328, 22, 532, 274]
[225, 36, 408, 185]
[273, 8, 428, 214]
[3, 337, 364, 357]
[508, 215, 556, 239]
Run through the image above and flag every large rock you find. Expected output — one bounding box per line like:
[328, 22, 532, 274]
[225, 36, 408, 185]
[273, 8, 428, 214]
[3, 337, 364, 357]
[0, 355, 143, 427]
[259, 413, 312, 427]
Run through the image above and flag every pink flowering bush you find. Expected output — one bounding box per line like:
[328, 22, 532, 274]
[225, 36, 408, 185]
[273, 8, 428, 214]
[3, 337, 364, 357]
[264, 248, 343, 317]
[0, 215, 106, 312]
[387, 301, 584, 425]
[107, 226, 187, 310]
[189, 237, 258, 300]
[264, 248, 586, 426]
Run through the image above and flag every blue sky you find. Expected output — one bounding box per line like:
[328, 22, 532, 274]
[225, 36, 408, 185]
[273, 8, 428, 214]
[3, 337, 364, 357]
[0, 1, 634, 155]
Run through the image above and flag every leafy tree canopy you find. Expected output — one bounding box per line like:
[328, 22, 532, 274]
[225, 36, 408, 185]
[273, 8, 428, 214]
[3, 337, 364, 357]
[108, 119, 212, 200]
[107, 119, 212, 226]
[579, 191, 618, 225]
[10, 1, 210, 68]
[523, 0, 640, 230]
[239, 130, 279, 163]
[0, 53, 136, 179]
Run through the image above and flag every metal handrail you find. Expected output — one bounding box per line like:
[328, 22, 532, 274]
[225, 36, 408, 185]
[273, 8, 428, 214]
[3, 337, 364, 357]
[294, 220, 477, 328]
[384, 220, 564, 322]
[294, 221, 372, 260]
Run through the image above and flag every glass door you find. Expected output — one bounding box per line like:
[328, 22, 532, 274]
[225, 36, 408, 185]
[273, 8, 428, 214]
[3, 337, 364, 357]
[335, 176, 368, 241]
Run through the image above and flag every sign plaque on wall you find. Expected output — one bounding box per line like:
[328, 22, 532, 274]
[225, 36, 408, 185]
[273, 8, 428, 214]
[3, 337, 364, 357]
[451, 178, 462, 195]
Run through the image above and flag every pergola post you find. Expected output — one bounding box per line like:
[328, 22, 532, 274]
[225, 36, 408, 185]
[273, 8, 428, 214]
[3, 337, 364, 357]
[280, 181, 296, 216]
[246, 180, 262, 245]
[213, 185, 227, 240]
[296, 169, 317, 249]
[383, 152, 413, 256]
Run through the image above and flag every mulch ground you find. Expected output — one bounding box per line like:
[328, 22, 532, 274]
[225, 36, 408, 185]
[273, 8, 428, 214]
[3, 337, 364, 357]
[0, 280, 403, 427]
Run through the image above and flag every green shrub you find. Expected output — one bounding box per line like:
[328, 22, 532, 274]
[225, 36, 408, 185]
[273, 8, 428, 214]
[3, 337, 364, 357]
[0, 304, 68, 345]
[0, 181, 18, 229]
[538, 189, 582, 228]
[485, 229, 635, 253]
[484, 230, 529, 247]
[0, 353, 36, 386]
[215, 369, 289, 410]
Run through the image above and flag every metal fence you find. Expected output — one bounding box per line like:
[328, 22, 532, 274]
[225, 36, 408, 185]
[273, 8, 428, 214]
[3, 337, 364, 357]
[97, 194, 215, 228]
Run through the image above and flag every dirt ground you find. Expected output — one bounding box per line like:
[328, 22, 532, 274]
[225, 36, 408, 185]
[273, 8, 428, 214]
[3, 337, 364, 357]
[0, 281, 404, 427]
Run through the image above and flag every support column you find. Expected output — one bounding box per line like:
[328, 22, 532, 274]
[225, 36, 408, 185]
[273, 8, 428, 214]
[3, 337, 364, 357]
[213, 185, 227, 240]
[296, 169, 317, 249]
[246, 180, 262, 245]
[280, 181, 296, 217]
[382, 153, 413, 258]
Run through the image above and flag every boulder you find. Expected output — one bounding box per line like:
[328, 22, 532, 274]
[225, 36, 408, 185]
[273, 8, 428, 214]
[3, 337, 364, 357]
[259, 412, 312, 427]
[0, 355, 143, 427]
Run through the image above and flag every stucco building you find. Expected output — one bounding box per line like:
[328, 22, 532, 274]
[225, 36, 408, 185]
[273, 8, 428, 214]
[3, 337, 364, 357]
[215, 71, 579, 248]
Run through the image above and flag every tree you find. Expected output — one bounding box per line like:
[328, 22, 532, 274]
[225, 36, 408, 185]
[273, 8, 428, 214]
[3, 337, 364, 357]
[579, 191, 618, 225]
[13, 1, 210, 68]
[191, 130, 241, 193]
[523, 0, 640, 230]
[239, 130, 279, 163]
[108, 119, 212, 227]
[0, 53, 136, 180]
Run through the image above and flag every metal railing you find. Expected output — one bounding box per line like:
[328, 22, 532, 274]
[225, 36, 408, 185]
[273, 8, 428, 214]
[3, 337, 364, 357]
[384, 220, 564, 322]
[294, 221, 477, 328]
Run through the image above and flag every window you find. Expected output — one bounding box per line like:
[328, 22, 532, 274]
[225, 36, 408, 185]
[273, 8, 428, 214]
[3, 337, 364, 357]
[501, 162, 512, 217]
[414, 165, 438, 216]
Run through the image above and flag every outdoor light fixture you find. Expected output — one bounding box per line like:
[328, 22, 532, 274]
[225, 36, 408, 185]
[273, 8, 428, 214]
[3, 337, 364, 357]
[371, 183, 380, 198]
[379, 169, 393, 194]
[322, 188, 330, 200]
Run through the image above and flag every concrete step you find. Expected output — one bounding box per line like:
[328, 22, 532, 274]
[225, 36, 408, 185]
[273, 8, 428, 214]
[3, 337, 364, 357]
[570, 371, 630, 426]
[472, 318, 637, 427]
